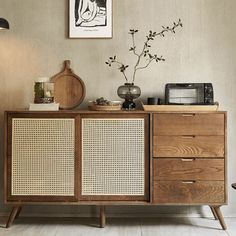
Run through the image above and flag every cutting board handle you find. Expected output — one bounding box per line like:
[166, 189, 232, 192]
[64, 60, 73, 73]
[50, 60, 86, 109]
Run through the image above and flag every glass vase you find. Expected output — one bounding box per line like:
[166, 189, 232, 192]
[117, 83, 141, 110]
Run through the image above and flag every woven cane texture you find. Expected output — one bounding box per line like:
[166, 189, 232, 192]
[82, 119, 145, 196]
[12, 118, 75, 196]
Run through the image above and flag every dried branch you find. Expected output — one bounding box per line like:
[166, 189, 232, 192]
[105, 19, 183, 84]
[105, 56, 129, 82]
[129, 29, 139, 57]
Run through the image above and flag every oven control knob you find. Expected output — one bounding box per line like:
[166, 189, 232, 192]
[205, 97, 213, 104]
[205, 86, 213, 94]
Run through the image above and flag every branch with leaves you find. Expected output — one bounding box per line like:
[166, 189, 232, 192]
[106, 19, 183, 83]
[105, 56, 129, 82]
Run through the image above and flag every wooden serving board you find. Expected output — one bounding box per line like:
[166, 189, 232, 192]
[88, 104, 121, 111]
[50, 60, 86, 110]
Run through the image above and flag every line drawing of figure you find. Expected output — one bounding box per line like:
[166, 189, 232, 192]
[75, 0, 107, 27]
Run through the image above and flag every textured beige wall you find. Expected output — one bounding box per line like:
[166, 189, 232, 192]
[0, 0, 236, 217]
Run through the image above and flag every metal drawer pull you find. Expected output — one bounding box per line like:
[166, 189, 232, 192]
[181, 158, 195, 162]
[182, 114, 195, 117]
[182, 181, 196, 184]
[181, 135, 196, 139]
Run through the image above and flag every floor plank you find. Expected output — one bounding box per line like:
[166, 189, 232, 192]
[0, 217, 232, 236]
[141, 217, 228, 236]
[225, 218, 236, 236]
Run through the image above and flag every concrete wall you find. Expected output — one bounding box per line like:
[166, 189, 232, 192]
[0, 0, 236, 217]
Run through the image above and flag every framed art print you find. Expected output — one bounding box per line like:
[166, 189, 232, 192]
[69, 0, 112, 38]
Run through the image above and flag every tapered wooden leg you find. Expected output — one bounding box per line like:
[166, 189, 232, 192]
[210, 206, 218, 220]
[213, 206, 227, 230]
[15, 206, 22, 219]
[6, 206, 22, 228]
[99, 206, 106, 228]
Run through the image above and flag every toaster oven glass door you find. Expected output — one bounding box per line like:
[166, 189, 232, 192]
[168, 88, 199, 104]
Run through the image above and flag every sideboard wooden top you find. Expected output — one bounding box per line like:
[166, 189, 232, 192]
[5, 110, 227, 114]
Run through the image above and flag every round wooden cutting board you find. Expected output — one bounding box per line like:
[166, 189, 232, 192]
[50, 60, 86, 109]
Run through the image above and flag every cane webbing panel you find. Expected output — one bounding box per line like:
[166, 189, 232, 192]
[82, 118, 145, 195]
[12, 118, 75, 196]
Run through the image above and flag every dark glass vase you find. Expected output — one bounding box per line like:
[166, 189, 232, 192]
[117, 83, 141, 110]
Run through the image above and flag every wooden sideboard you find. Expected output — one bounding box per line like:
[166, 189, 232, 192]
[4, 110, 227, 229]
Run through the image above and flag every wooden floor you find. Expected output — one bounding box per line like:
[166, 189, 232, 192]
[0, 216, 235, 236]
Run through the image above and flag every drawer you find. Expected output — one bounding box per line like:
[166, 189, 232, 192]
[153, 181, 225, 204]
[153, 136, 224, 158]
[153, 159, 224, 181]
[153, 113, 225, 135]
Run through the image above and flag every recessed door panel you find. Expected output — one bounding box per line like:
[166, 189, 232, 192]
[11, 118, 75, 198]
[80, 116, 149, 201]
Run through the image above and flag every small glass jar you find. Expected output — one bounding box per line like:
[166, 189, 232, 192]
[34, 78, 54, 103]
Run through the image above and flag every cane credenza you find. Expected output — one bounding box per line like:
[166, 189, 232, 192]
[4, 110, 227, 229]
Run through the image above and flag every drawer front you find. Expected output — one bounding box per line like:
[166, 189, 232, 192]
[153, 113, 225, 136]
[153, 159, 224, 181]
[153, 136, 224, 158]
[153, 181, 225, 204]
